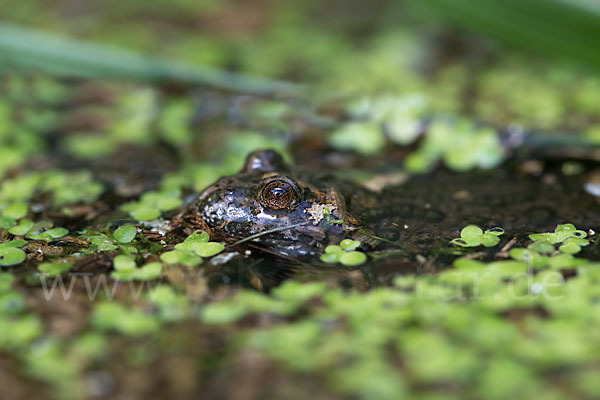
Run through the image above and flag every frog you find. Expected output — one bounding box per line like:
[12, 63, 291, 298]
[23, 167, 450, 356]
[189, 149, 366, 259]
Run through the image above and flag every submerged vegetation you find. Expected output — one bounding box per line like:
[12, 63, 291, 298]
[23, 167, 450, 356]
[1, 1, 600, 399]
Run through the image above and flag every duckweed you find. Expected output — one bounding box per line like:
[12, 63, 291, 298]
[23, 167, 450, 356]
[529, 224, 589, 247]
[92, 301, 159, 336]
[111, 255, 163, 281]
[0, 247, 26, 266]
[161, 230, 223, 266]
[329, 122, 386, 156]
[147, 285, 189, 322]
[113, 224, 137, 244]
[0, 171, 102, 208]
[320, 239, 367, 265]
[451, 225, 504, 247]
[81, 225, 142, 255]
[405, 118, 504, 172]
[122, 189, 182, 221]
[340, 239, 361, 251]
[38, 262, 73, 276]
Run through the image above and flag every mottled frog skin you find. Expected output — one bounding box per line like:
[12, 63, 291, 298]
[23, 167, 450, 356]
[194, 150, 362, 258]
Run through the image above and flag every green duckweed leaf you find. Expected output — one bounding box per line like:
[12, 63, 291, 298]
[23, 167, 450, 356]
[559, 241, 582, 254]
[160, 250, 202, 267]
[130, 207, 160, 221]
[340, 251, 367, 266]
[159, 250, 181, 264]
[113, 255, 136, 271]
[0, 216, 17, 229]
[113, 225, 137, 243]
[320, 252, 341, 263]
[0, 291, 25, 314]
[548, 254, 586, 269]
[0, 239, 27, 249]
[509, 248, 548, 269]
[3, 202, 28, 219]
[340, 239, 361, 251]
[194, 242, 225, 257]
[453, 258, 485, 269]
[8, 219, 34, 236]
[0, 247, 26, 266]
[132, 262, 163, 280]
[451, 238, 480, 247]
[92, 302, 158, 336]
[555, 224, 576, 233]
[325, 245, 343, 253]
[480, 233, 501, 247]
[461, 225, 484, 239]
[174, 230, 210, 252]
[0, 274, 15, 293]
[485, 227, 505, 236]
[528, 240, 555, 255]
[38, 262, 73, 277]
[329, 122, 386, 156]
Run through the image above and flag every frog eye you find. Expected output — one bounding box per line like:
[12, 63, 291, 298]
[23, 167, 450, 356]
[259, 179, 299, 210]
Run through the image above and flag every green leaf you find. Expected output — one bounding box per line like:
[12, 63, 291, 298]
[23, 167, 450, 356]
[113, 225, 137, 244]
[92, 302, 158, 336]
[114, 255, 136, 271]
[528, 240, 555, 255]
[0, 216, 16, 229]
[44, 227, 69, 239]
[320, 252, 341, 263]
[160, 250, 202, 267]
[453, 258, 485, 269]
[485, 227, 505, 236]
[559, 241, 581, 254]
[480, 233, 500, 247]
[555, 224, 576, 233]
[0, 247, 26, 266]
[325, 245, 343, 253]
[194, 242, 225, 257]
[38, 263, 73, 277]
[0, 239, 27, 249]
[340, 251, 367, 266]
[159, 250, 181, 264]
[27, 227, 68, 241]
[8, 219, 34, 236]
[509, 248, 548, 269]
[451, 238, 480, 247]
[340, 239, 361, 251]
[3, 202, 27, 219]
[548, 253, 583, 269]
[130, 207, 160, 221]
[461, 225, 484, 240]
[133, 262, 162, 280]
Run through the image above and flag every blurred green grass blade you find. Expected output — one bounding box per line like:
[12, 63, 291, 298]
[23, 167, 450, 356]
[0, 22, 304, 95]
[410, 0, 600, 69]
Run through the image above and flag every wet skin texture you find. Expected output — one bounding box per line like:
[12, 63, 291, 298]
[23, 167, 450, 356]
[193, 150, 363, 259]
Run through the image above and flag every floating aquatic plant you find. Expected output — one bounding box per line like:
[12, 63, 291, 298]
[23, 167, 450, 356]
[92, 301, 159, 336]
[451, 225, 504, 247]
[160, 230, 224, 267]
[121, 190, 182, 221]
[81, 224, 139, 255]
[320, 239, 367, 266]
[37, 262, 73, 277]
[0, 240, 27, 266]
[111, 256, 163, 281]
[406, 118, 505, 173]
